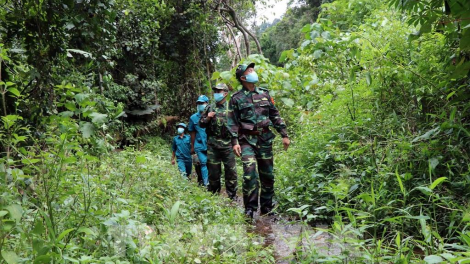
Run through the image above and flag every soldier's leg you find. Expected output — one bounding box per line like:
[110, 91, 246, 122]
[176, 159, 188, 177]
[241, 141, 258, 213]
[184, 159, 192, 178]
[207, 146, 222, 194]
[257, 143, 275, 214]
[196, 150, 209, 186]
[221, 147, 238, 200]
[193, 154, 203, 185]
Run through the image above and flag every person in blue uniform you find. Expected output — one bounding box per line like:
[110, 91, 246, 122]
[189, 95, 209, 186]
[171, 123, 192, 177]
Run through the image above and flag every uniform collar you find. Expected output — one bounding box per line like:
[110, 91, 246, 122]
[242, 86, 260, 95]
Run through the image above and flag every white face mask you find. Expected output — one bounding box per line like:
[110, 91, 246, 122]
[177, 128, 184, 134]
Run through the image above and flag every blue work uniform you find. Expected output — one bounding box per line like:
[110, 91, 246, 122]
[172, 134, 192, 177]
[188, 112, 208, 185]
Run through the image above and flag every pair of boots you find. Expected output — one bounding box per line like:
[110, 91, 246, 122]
[245, 206, 274, 219]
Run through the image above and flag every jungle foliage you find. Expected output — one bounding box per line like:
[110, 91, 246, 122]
[1, 0, 470, 263]
[213, 0, 470, 262]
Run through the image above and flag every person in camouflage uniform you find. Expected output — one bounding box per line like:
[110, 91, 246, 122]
[199, 83, 238, 200]
[227, 62, 290, 219]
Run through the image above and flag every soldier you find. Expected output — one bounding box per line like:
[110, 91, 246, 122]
[227, 63, 290, 219]
[171, 123, 192, 177]
[189, 95, 209, 186]
[200, 83, 238, 201]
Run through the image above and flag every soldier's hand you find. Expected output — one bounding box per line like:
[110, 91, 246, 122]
[282, 137, 290, 151]
[233, 144, 241, 157]
[207, 112, 216, 118]
[171, 158, 175, 165]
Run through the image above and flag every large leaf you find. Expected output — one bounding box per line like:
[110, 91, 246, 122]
[79, 122, 95, 138]
[89, 112, 108, 124]
[169, 201, 181, 224]
[281, 98, 294, 107]
[1, 251, 19, 264]
[424, 255, 444, 264]
[5, 204, 23, 223]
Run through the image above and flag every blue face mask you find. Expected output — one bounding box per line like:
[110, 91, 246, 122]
[177, 128, 184, 134]
[197, 104, 207, 113]
[244, 72, 259, 83]
[213, 92, 225, 103]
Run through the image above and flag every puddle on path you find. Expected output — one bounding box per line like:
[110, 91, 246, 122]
[220, 189, 344, 263]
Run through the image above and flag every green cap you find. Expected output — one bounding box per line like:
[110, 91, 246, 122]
[212, 83, 229, 92]
[235, 62, 255, 80]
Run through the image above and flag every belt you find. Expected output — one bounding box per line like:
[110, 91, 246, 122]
[240, 128, 269, 135]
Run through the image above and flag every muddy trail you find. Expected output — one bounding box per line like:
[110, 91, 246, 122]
[221, 189, 343, 263]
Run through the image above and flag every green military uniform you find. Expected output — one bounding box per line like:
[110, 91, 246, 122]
[200, 84, 238, 200]
[227, 83, 288, 214]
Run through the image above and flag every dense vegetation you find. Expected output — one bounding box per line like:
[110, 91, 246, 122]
[1, 0, 469, 263]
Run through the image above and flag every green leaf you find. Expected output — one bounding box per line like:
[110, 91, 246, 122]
[169, 201, 181, 224]
[211, 71, 220, 80]
[395, 168, 405, 196]
[460, 29, 470, 51]
[1, 251, 19, 264]
[32, 220, 44, 235]
[424, 255, 444, 264]
[89, 112, 108, 123]
[281, 98, 294, 107]
[0, 210, 8, 217]
[5, 204, 23, 223]
[365, 72, 372, 86]
[77, 227, 96, 236]
[64, 102, 77, 111]
[279, 51, 287, 62]
[80, 122, 95, 138]
[313, 50, 323, 59]
[430, 177, 447, 190]
[33, 255, 52, 264]
[7, 88, 21, 97]
[428, 157, 439, 171]
[321, 31, 331, 39]
[56, 228, 75, 242]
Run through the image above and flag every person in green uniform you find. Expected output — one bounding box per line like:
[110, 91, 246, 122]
[227, 63, 290, 219]
[199, 83, 238, 201]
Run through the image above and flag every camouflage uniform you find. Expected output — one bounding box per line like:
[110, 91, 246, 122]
[227, 86, 288, 214]
[200, 91, 238, 200]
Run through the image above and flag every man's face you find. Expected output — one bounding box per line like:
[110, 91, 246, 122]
[196, 102, 207, 107]
[213, 89, 227, 96]
[240, 67, 255, 82]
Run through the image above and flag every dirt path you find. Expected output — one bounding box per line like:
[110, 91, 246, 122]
[222, 189, 343, 263]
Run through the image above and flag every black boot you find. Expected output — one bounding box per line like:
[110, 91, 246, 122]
[260, 207, 274, 216]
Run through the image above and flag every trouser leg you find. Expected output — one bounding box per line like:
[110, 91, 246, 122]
[221, 147, 238, 200]
[184, 160, 192, 177]
[257, 144, 274, 213]
[177, 159, 189, 177]
[207, 146, 222, 194]
[241, 141, 258, 211]
[195, 164, 203, 185]
[196, 150, 209, 186]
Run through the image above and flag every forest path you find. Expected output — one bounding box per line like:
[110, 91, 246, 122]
[220, 188, 343, 263]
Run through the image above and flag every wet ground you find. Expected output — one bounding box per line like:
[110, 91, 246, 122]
[222, 189, 343, 263]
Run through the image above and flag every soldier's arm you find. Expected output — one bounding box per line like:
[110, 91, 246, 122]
[199, 106, 211, 128]
[188, 118, 196, 153]
[227, 97, 240, 146]
[267, 93, 288, 138]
